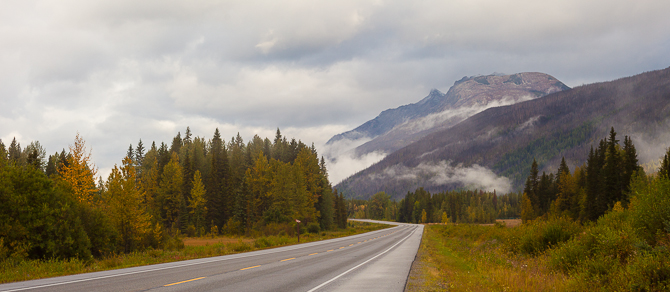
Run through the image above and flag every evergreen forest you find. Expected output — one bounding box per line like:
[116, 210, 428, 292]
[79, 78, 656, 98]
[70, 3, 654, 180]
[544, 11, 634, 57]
[0, 128, 349, 262]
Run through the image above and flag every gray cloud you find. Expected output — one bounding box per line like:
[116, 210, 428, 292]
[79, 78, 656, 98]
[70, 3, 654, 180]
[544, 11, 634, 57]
[369, 161, 512, 194]
[1, 0, 670, 181]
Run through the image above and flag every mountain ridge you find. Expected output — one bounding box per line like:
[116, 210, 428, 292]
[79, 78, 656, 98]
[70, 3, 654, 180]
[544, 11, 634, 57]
[335, 67, 670, 199]
[326, 72, 570, 159]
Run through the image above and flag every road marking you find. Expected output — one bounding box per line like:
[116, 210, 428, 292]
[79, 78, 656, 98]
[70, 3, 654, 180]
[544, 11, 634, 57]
[240, 265, 261, 270]
[327, 249, 334, 252]
[0, 223, 409, 292]
[339, 247, 345, 249]
[309, 253, 318, 256]
[306, 226, 418, 292]
[164, 277, 206, 287]
[349, 244, 354, 246]
[357, 242, 361, 244]
[280, 258, 295, 262]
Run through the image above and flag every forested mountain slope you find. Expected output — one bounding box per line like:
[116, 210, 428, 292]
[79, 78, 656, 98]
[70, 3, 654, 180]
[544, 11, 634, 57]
[326, 72, 570, 157]
[336, 67, 670, 199]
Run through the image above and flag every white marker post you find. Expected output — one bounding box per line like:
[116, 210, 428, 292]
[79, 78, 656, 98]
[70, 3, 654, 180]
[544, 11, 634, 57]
[295, 219, 301, 242]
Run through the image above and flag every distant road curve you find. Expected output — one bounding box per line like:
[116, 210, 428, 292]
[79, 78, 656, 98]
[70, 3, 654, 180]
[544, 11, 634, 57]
[0, 220, 423, 292]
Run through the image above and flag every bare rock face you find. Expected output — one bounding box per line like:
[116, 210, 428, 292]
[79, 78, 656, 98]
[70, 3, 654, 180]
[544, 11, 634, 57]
[327, 72, 570, 158]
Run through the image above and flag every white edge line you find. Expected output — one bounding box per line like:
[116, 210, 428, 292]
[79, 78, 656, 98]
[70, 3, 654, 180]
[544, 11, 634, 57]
[305, 225, 418, 292]
[1, 224, 406, 292]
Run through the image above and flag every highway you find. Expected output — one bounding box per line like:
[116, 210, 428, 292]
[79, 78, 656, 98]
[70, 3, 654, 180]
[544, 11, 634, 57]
[0, 221, 423, 292]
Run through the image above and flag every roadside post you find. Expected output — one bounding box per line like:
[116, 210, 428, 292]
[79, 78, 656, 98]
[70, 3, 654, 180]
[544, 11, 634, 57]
[295, 219, 301, 242]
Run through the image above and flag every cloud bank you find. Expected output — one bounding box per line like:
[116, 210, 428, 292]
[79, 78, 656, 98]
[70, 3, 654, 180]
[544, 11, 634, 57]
[369, 161, 512, 194]
[1, 0, 670, 181]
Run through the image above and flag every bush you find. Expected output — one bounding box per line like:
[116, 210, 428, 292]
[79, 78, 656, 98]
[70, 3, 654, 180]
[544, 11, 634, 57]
[619, 248, 670, 291]
[508, 217, 581, 255]
[549, 207, 642, 281]
[307, 223, 320, 234]
[186, 225, 196, 237]
[629, 175, 670, 245]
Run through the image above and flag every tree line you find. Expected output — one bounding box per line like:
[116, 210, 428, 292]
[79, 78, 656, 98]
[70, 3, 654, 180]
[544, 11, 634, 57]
[347, 188, 522, 224]
[0, 128, 346, 261]
[521, 127, 656, 222]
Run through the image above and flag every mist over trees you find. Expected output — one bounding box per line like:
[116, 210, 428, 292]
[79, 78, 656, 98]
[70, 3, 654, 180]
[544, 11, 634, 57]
[0, 128, 336, 261]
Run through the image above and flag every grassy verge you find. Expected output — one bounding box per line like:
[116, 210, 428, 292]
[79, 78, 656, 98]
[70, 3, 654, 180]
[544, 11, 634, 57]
[406, 223, 570, 291]
[0, 220, 390, 284]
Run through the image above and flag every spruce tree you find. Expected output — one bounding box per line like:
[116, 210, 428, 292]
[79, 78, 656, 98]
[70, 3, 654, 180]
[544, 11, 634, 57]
[660, 147, 670, 180]
[170, 132, 182, 154]
[126, 144, 134, 165]
[135, 139, 145, 169]
[583, 146, 600, 222]
[621, 135, 640, 197]
[523, 159, 540, 213]
[556, 157, 570, 185]
[0, 139, 6, 166]
[603, 127, 621, 209]
[8, 137, 21, 164]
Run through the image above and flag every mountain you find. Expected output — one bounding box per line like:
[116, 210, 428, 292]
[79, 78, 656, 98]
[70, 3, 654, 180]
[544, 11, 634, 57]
[326, 72, 570, 158]
[335, 67, 670, 199]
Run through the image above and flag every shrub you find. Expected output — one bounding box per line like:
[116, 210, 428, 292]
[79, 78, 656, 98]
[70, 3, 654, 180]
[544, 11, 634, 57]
[549, 207, 641, 280]
[620, 248, 670, 291]
[509, 217, 581, 255]
[307, 223, 320, 234]
[629, 175, 670, 245]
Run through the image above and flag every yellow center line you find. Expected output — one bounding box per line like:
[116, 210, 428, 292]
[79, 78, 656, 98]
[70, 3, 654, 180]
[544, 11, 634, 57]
[164, 277, 206, 287]
[339, 247, 345, 249]
[240, 265, 261, 271]
[309, 253, 318, 256]
[281, 258, 295, 262]
[357, 242, 361, 244]
[327, 249, 334, 252]
[349, 244, 354, 246]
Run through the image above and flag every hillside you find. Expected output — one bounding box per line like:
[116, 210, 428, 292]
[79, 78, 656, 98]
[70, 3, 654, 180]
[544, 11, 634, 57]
[326, 72, 570, 157]
[336, 67, 670, 199]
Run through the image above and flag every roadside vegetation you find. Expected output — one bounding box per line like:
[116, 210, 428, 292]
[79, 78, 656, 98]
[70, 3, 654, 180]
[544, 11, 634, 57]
[407, 129, 670, 291]
[0, 128, 355, 283]
[0, 220, 388, 283]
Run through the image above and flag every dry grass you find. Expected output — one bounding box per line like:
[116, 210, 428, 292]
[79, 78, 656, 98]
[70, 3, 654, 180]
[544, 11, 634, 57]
[182, 237, 254, 246]
[407, 224, 571, 292]
[479, 219, 522, 228]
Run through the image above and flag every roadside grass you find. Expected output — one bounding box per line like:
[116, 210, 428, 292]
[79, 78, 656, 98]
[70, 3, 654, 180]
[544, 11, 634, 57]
[407, 224, 571, 291]
[0, 221, 390, 284]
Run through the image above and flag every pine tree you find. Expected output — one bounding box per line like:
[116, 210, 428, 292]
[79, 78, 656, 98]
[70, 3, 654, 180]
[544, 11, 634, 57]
[556, 157, 570, 185]
[601, 127, 622, 212]
[170, 132, 182, 154]
[660, 147, 670, 180]
[621, 135, 640, 197]
[583, 146, 601, 222]
[184, 127, 192, 144]
[207, 128, 230, 231]
[8, 137, 21, 164]
[157, 152, 183, 228]
[0, 139, 7, 167]
[135, 139, 145, 170]
[523, 159, 540, 213]
[126, 144, 134, 165]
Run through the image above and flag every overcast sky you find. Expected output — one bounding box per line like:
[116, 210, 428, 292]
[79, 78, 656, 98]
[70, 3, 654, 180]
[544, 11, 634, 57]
[2, 0, 670, 181]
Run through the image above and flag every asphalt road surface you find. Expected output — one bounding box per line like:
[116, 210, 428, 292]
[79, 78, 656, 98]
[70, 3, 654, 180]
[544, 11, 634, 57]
[0, 221, 423, 292]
